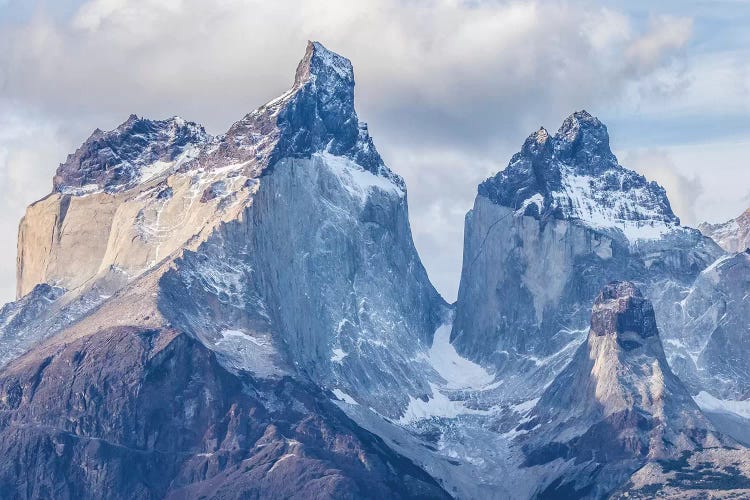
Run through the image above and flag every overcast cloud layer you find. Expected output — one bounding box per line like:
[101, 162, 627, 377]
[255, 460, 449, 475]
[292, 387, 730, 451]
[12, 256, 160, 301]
[1, 0, 748, 303]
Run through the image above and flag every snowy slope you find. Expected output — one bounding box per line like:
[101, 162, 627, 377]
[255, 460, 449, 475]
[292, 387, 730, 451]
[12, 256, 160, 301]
[479, 111, 680, 245]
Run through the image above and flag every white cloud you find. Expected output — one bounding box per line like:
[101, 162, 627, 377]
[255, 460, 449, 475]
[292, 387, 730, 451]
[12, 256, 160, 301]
[625, 16, 693, 73]
[0, 108, 71, 302]
[0, 0, 696, 135]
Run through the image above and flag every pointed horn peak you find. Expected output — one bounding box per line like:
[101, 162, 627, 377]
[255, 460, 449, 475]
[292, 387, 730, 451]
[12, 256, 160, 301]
[556, 110, 603, 140]
[294, 40, 354, 88]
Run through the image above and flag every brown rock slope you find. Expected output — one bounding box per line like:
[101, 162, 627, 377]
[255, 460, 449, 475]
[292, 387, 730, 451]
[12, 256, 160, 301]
[0, 321, 448, 499]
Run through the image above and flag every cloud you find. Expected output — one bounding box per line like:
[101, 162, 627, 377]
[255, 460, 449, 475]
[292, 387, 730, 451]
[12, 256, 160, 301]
[0, 0, 699, 302]
[389, 146, 501, 303]
[0, 109, 72, 301]
[0, 0, 695, 138]
[624, 16, 693, 74]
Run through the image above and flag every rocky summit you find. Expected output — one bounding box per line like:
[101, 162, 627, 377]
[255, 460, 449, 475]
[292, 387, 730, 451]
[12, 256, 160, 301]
[2, 41, 750, 500]
[519, 281, 747, 499]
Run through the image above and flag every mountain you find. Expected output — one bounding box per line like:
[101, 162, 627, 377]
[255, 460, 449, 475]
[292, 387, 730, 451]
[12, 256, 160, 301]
[450, 110, 722, 403]
[2, 41, 749, 499]
[53, 115, 211, 195]
[477, 112, 679, 235]
[0, 41, 450, 498]
[518, 281, 749, 498]
[329, 113, 740, 499]
[0, 322, 447, 499]
[156, 41, 446, 417]
[652, 249, 750, 448]
[699, 208, 750, 253]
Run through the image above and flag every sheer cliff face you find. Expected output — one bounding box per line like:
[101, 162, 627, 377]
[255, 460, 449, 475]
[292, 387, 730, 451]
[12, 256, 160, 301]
[6, 41, 750, 500]
[155, 42, 444, 418]
[661, 250, 750, 400]
[158, 152, 445, 416]
[16, 41, 401, 301]
[450, 111, 722, 400]
[16, 123, 250, 299]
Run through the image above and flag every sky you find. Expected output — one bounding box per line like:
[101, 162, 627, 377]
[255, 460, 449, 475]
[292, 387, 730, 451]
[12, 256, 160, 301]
[0, 0, 748, 304]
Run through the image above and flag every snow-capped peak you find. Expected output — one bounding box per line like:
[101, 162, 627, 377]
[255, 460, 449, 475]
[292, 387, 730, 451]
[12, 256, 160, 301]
[479, 111, 680, 243]
[699, 207, 750, 253]
[210, 41, 402, 187]
[54, 114, 210, 195]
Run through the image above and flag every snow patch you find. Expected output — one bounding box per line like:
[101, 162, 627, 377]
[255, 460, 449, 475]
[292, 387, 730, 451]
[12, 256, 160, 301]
[702, 254, 734, 277]
[428, 323, 495, 390]
[331, 348, 348, 363]
[59, 183, 101, 196]
[399, 383, 489, 424]
[511, 398, 540, 415]
[510, 163, 680, 244]
[318, 152, 403, 202]
[332, 388, 358, 405]
[517, 193, 544, 215]
[213, 328, 284, 378]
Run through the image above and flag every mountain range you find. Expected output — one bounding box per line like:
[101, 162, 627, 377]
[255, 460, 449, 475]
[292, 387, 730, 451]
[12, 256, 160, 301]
[1, 41, 750, 499]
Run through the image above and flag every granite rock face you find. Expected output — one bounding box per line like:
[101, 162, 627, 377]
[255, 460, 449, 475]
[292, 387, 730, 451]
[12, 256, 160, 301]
[3, 41, 750, 500]
[159, 153, 446, 418]
[0, 41, 451, 499]
[201, 41, 400, 186]
[660, 250, 750, 400]
[153, 41, 445, 418]
[477, 111, 678, 230]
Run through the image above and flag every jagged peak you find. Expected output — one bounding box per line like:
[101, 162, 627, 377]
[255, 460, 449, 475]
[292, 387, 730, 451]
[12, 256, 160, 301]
[294, 41, 354, 89]
[478, 111, 680, 239]
[698, 206, 750, 253]
[217, 40, 394, 180]
[520, 127, 552, 156]
[85, 114, 206, 143]
[553, 109, 615, 164]
[535, 126, 550, 142]
[556, 110, 599, 139]
[54, 114, 210, 194]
